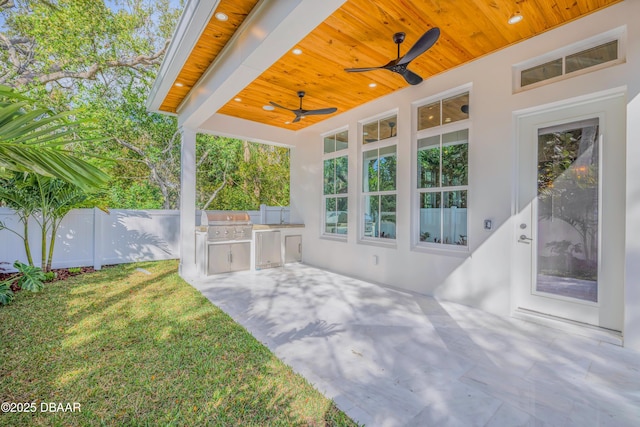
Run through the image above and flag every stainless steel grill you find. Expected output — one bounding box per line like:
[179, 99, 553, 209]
[201, 210, 253, 242]
[197, 210, 253, 276]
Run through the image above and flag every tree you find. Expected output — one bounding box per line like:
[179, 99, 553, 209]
[0, 172, 38, 266]
[0, 172, 88, 272]
[0, 0, 176, 91]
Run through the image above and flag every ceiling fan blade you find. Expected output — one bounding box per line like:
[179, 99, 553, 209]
[398, 27, 440, 65]
[269, 101, 294, 111]
[345, 66, 384, 73]
[303, 107, 338, 116]
[292, 115, 302, 123]
[402, 69, 423, 85]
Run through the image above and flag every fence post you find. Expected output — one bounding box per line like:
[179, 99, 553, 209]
[93, 207, 103, 270]
[260, 204, 267, 225]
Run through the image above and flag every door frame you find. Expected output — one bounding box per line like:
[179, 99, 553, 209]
[511, 89, 626, 333]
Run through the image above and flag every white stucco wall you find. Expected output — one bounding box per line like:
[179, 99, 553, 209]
[286, 1, 639, 342]
[191, 1, 640, 348]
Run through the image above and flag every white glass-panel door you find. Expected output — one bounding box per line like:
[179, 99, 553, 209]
[514, 94, 625, 331]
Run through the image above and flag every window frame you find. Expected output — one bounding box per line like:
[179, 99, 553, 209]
[512, 27, 626, 93]
[358, 110, 399, 245]
[412, 87, 471, 254]
[321, 127, 349, 239]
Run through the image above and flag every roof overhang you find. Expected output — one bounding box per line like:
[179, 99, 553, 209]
[148, 0, 347, 132]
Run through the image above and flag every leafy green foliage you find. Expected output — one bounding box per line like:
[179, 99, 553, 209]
[13, 261, 45, 292]
[1, 1, 290, 210]
[67, 267, 81, 274]
[0, 85, 109, 192]
[0, 172, 90, 271]
[0, 281, 14, 305]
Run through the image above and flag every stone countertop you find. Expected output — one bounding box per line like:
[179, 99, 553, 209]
[253, 224, 305, 230]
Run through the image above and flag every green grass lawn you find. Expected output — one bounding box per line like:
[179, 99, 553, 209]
[0, 260, 358, 426]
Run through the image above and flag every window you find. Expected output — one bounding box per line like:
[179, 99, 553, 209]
[323, 130, 348, 235]
[416, 92, 469, 248]
[515, 29, 623, 90]
[362, 114, 397, 240]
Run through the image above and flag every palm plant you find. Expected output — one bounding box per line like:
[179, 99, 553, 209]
[0, 85, 109, 192]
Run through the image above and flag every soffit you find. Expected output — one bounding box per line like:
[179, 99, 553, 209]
[160, 0, 622, 129]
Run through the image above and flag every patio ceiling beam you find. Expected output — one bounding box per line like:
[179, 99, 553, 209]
[176, 0, 347, 131]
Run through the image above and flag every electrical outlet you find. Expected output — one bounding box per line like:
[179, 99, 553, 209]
[484, 219, 492, 230]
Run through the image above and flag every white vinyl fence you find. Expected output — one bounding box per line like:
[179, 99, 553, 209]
[0, 208, 180, 272]
[0, 205, 290, 272]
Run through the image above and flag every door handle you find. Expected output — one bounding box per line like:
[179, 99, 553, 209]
[519, 234, 533, 242]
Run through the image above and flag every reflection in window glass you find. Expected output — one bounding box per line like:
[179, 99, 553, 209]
[521, 58, 563, 87]
[335, 156, 348, 194]
[365, 195, 379, 238]
[566, 40, 618, 74]
[418, 101, 440, 131]
[418, 136, 440, 188]
[363, 121, 378, 144]
[379, 145, 397, 191]
[442, 130, 469, 187]
[380, 195, 396, 239]
[324, 136, 335, 154]
[323, 159, 335, 195]
[363, 149, 378, 192]
[442, 191, 467, 246]
[325, 197, 348, 235]
[379, 115, 398, 140]
[336, 130, 348, 151]
[442, 93, 469, 125]
[323, 152, 348, 236]
[325, 197, 336, 233]
[416, 91, 469, 249]
[419, 192, 441, 243]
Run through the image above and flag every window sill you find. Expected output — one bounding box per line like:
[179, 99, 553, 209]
[411, 243, 470, 258]
[358, 237, 397, 249]
[320, 233, 348, 243]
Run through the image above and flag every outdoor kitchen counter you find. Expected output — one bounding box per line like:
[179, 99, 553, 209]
[253, 224, 305, 230]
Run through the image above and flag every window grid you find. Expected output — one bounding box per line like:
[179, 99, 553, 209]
[323, 129, 348, 236]
[416, 92, 470, 249]
[361, 126, 397, 241]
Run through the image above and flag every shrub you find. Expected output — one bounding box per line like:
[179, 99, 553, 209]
[68, 267, 82, 274]
[0, 261, 46, 306]
[43, 271, 57, 282]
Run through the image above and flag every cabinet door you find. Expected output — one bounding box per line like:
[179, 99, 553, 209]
[285, 235, 302, 263]
[256, 231, 282, 268]
[228, 242, 251, 272]
[208, 244, 230, 275]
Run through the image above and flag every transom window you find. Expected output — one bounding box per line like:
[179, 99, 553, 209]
[323, 130, 348, 236]
[362, 114, 397, 240]
[416, 92, 469, 248]
[514, 28, 624, 91]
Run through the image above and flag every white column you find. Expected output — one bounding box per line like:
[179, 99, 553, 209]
[179, 126, 198, 277]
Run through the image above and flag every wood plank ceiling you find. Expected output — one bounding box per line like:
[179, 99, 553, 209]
[161, 0, 622, 130]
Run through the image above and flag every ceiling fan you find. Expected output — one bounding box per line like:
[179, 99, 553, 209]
[345, 27, 440, 85]
[269, 91, 337, 123]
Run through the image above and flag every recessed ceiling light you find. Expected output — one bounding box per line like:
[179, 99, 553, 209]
[285, 121, 291, 125]
[428, 115, 434, 120]
[444, 117, 452, 123]
[215, 12, 228, 21]
[174, 82, 184, 87]
[234, 97, 242, 102]
[508, 12, 523, 24]
[292, 48, 303, 55]
[263, 105, 275, 111]
[369, 83, 377, 88]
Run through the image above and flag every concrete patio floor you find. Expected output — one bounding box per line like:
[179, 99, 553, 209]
[188, 264, 640, 427]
